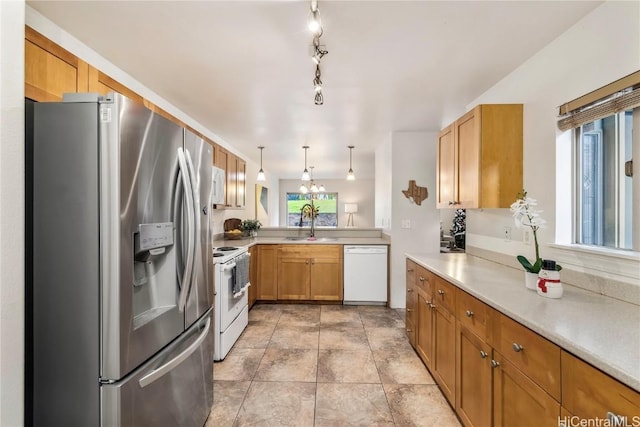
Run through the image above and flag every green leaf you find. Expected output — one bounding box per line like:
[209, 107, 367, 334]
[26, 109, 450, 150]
[516, 256, 543, 273]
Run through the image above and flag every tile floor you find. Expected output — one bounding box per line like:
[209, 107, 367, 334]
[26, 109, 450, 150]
[207, 304, 461, 426]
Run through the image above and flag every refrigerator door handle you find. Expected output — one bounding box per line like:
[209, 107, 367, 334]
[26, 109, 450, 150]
[184, 149, 200, 302]
[177, 147, 195, 312]
[138, 316, 211, 388]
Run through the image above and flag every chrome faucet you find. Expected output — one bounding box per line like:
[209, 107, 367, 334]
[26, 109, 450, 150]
[299, 203, 316, 238]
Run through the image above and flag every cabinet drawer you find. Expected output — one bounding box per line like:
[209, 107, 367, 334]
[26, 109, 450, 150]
[432, 276, 456, 314]
[416, 266, 434, 295]
[495, 313, 561, 400]
[456, 289, 493, 343]
[562, 351, 640, 420]
[278, 244, 341, 259]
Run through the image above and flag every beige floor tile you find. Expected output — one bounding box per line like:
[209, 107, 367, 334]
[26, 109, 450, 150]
[384, 383, 462, 426]
[205, 380, 250, 426]
[315, 383, 394, 426]
[319, 325, 370, 351]
[213, 348, 265, 381]
[373, 348, 436, 384]
[366, 327, 413, 351]
[234, 321, 276, 349]
[268, 324, 319, 349]
[320, 305, 363, 327]
[235, 381, 316, 427]
[317, 349, 380, 383]
[254, 348, 318, 382]
[359, 308, 405, 329]
[277, 309, 321, 327]
[248, 305, 283, 323]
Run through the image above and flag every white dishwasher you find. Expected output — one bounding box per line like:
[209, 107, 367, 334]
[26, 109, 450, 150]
[343, 245, 388, 305]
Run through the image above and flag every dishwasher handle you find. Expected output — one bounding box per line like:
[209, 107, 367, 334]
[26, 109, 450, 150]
[344, 245, 388, 254]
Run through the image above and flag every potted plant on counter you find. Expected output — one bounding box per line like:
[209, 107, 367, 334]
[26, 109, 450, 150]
[510, 190, 561, 290]
[241, 219, 262, 238]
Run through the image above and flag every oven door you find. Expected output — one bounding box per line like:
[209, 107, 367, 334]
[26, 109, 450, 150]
[219, 260, 248, 332]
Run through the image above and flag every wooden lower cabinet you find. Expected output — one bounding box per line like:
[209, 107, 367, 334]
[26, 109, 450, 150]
[456, 324, 492, 427]
[433, 304, 456, 404]
[276, 245, 342, 301]
[562, 351, 640, 420]
[405, 286, 417, 346]
[256, 245, 278, 300]
[416, 293, 434, 369]
[492, 352, 560, 426]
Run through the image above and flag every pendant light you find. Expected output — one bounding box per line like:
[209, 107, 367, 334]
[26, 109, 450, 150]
[346, 145, 356, 181]
[301, 145, 310, 181]
[256, 146, 266, 182]
[309, 167, 319, 192]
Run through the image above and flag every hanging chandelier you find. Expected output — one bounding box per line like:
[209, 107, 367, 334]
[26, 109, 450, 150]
[308, 0, 328, 105]
[346, 145, 355, 181]
[256, 146, 266, 182]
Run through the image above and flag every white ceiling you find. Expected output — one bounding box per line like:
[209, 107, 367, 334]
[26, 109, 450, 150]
[28, 0, 601, 180]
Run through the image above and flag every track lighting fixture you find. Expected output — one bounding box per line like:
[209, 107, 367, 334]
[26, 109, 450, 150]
[256, 146, 266, 182]
[347, 145, 356, 181]
[308, 0, 327, 105]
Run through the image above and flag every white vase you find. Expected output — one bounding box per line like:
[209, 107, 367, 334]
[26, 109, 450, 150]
[524, 271, 538, 290]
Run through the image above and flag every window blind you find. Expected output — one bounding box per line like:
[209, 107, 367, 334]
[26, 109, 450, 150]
[557, 70, 640, 131]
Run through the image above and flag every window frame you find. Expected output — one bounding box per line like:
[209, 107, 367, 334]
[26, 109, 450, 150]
[285, 192, 339, 228]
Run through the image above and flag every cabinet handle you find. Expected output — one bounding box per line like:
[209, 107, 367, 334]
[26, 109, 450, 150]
[437, 289, 445, 295]
[465, 310, 474, 317]
[406, 329, 413, 333]
[448, 201, 454, 206]
[407, 288, 414, 293]
[491, 360, 500, 368]
[419, 276, 425, 282]
[479, 351, 488, 359]
[305, 260, 309, 264]
[512, 343, 524, 352]
[429, 303, 436, 309]
[406, 308, 413, 312]
[407, 268, 414, 272]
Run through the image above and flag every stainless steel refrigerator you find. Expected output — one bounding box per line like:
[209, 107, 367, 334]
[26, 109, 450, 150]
[32, 93, 214, 426]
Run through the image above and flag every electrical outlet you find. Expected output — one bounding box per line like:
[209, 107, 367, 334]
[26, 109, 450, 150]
[523, 229, 532, 245]
[503, 226, 512, 241]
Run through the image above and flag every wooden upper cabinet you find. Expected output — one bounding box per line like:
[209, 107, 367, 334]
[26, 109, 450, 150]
[436, 124, 456, 208]
[236, 158, 246, 209]
[437, 104, 523, 209]
[212, 145, 246, 210]
[25, 26, 89, 101]
[226, 153, 238, 208]
[87, 67, 143, 104]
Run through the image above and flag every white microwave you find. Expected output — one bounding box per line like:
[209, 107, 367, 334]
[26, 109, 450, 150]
[211, 166, 225, 205]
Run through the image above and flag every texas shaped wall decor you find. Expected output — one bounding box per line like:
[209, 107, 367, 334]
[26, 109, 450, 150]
[402, 180, 428, 205]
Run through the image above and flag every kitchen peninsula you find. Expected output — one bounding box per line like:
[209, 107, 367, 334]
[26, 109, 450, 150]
[405, 252, 640, 424]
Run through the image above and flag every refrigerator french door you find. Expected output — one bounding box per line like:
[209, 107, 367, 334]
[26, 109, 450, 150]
[32, 93, 213, 426]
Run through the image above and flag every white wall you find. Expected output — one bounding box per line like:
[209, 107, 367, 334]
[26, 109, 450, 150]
[375, 136, 392, 232]
[462, 1, 640, 289]
[0, 2, 25, 425]
[278, 179, 375, 228]
[389, 132, 441, 308]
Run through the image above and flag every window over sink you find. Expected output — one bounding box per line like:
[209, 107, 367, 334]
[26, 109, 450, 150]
[286, 192, 338, 227]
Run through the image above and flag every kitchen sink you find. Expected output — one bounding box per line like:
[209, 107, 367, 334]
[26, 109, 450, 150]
[282, 236, 338, 242]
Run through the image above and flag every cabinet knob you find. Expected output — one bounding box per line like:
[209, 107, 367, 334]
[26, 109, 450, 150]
[448, 201, 454, 206]
[407, 268, 414, 272]
[419, 276, 424, 282]
[305, 260, 309, 264]
[491, 360, 500, 368]
[479, 351, 488, 359]
[406, 329, 413, 333]
[512, 343, 524, 352]
[429, 303, 436, 309]
[406, 308, 413, 313]
[465, 310, 474, 317]
[407, 288, 414, 293]
[437, 289, 445, 295]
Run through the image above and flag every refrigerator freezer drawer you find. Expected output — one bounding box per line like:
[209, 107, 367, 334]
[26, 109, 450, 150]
[101, 310, 214, 426]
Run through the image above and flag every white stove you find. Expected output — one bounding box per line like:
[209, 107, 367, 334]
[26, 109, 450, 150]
[212, 245, 250, 361]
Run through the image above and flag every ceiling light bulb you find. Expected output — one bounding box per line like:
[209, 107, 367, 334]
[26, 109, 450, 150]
[310, 182, 319, 192]
[347, 169, 355, 181]
[300, 183, 308, 193]
[319, 184, 326, 192]
[308, 9, 321, 34]
[301, 169, 310, 181]
[314, 83, 322, 92]
[257, 169, 266, 182]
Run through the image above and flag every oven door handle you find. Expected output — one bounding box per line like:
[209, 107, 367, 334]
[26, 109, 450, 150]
[222, 262, 237, 271]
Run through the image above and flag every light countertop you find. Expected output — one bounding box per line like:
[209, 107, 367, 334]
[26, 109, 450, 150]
[405, 252, 640, 392]
[214, 236, 390, 248]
